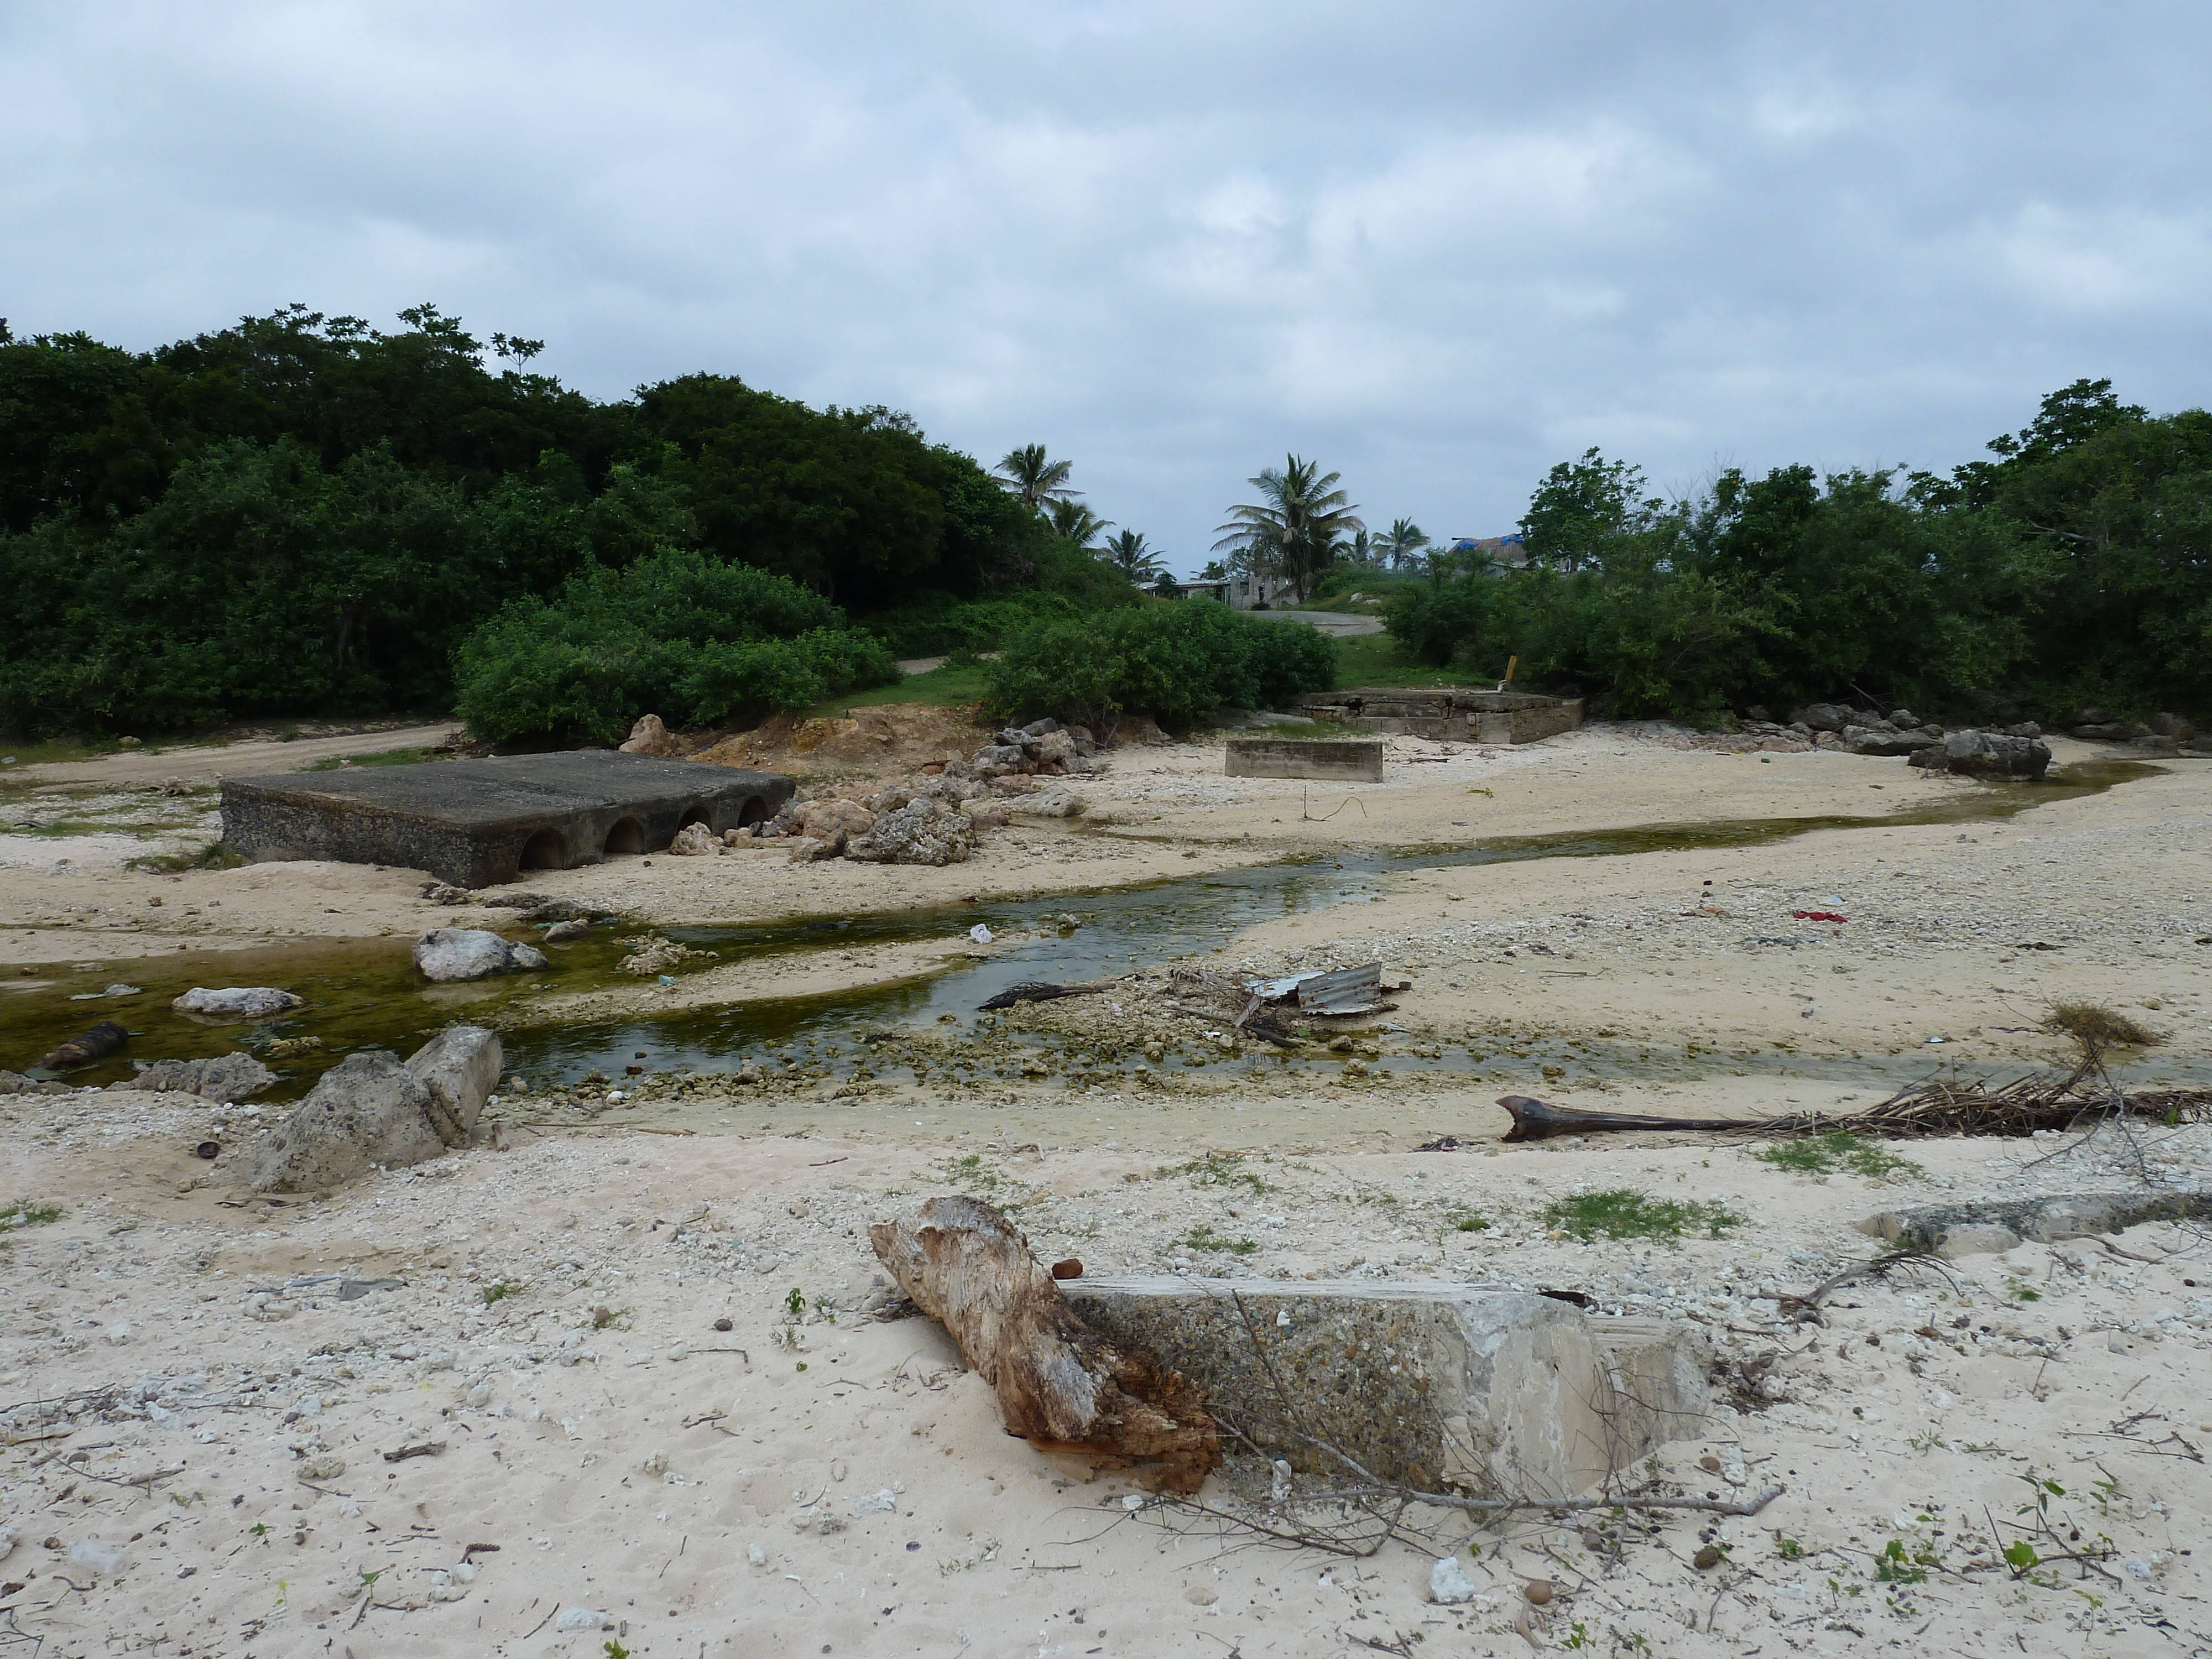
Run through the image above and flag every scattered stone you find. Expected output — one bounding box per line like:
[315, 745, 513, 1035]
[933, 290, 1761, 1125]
[299, 1454, 346, 1481]
[419, 881, 473, 905]
[130, 1053, 276, 1099]
[413, 930, 549, 982]
[542, 918, 592, 942]
[1431, 1556, 1480, 1604]
[172, 987, 305, 1019]
[1693, 1544, 1723, 1570]
[65, 1538, 130, 1577]
[1907, 729, 2053, 780]
[1841, 723, 1939, 757]
[553, 1608, 612, 1632]
[619, 713, 675, 756]
[616, 936, 712, 975]
[1523, 1579, 1554, 1605]
[1790, 703, 1850, 732]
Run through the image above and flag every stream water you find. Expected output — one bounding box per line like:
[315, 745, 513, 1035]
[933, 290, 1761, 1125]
[3, 760, 2188, 1099]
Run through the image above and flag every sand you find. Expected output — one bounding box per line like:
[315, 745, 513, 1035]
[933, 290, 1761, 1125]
[3, 717, 2209, 1655]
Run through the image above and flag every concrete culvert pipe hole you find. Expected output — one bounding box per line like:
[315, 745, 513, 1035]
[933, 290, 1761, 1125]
[519, 829, 566, 870]
[604, 817, 646, 857]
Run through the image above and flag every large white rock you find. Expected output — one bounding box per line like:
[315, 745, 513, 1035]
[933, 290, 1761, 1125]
[413, 928, 549, 982]
[171, 987, 304, 1018]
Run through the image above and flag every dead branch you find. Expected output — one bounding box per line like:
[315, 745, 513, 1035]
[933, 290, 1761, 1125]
[978, 982, 1110, 1011]
[870, 1196, 1220, 1493]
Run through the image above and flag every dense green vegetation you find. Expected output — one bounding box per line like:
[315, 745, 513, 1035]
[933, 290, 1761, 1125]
[984, 601, 1337, 729]
[1386, 380, 2212, 721]
[0, 307, 1120, 738]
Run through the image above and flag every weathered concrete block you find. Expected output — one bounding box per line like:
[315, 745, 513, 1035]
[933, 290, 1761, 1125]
[404, 1026, 502, 1146]
[1471, 699, 1584, 745]
[1065, 1276, 1708, 1498]
[1224, 738, 1385, 782]
[1861, 1187, 2212, 1253]
[221, 750, 797, 889]
[1292, 688, 1584, 745]
[249, 1051, 447, 1192]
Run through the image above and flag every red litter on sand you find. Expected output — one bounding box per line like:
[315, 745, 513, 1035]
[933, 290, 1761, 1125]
[1793, 910, 1848, 923]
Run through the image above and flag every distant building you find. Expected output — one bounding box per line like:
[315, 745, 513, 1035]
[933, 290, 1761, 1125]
[1448, 534, 1532, 573]
[1172, 572, 1294, 608]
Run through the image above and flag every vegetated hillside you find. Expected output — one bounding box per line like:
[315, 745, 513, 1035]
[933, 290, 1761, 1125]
[0, 306, 1133, 739]
[1384, 380, 2212, 722]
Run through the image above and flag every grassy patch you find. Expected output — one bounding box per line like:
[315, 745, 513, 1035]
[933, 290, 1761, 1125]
[1541, 1188, 1744, 1243]
[304, 747, 439, 771]
[820, 661, 993, 713]
[1160, 1152, 1267, 1195]
[1331, 633, 1498, 690]
[2046, 1000, 2158, 1055]
[1443, 1206, 1491, 1233]
[128, 843, 245, 874]
[481, 1279, 523, 1306]
[1750, 1132, 1926, 1181]
[938, 1152, 1005, 1192]
[1175, 1223, 1256, 1257]
[0, 1199, 63, 1233]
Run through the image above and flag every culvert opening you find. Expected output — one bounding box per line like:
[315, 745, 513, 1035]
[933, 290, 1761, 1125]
[738, 795, 768, 828]
[519, 829, 566, 870]
[604, 817, 646, 857]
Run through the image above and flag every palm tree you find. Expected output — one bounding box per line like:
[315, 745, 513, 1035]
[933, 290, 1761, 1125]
[1046, 497, 1114, 547]
[994, 443, 1078, 511]
[1100, 529, 1165, 582]
[1211, 454, 1363, 602]
[1379, 518, 1430, 571]
[1345, 528, 1376, 568]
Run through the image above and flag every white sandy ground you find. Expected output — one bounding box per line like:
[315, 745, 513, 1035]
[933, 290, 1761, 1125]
[4, 723, 2212, 1655]
[2, 1094, 2209, 1659]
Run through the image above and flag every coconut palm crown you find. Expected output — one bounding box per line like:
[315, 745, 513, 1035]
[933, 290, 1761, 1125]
[1212, 454, 1363, 601]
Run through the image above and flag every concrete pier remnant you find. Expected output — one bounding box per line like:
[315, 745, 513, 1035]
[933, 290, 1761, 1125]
[1066, 1276, 1708, 1496]
[1295, 687, 1584, 745]
[1224, 737, 1385, 782]
[221, 750, 796, 889]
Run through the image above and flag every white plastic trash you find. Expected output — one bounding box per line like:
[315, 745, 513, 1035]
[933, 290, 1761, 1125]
[968, 924, 994, 945]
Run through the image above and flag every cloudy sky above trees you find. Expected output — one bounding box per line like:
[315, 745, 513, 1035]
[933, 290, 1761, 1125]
[6, 2, 2208, 573]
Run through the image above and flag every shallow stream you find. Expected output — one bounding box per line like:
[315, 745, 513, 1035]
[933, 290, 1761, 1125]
[4, 760, 2190, 1101]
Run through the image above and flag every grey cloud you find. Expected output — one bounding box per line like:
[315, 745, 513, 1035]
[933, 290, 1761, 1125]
[3, 2, 2206, 571]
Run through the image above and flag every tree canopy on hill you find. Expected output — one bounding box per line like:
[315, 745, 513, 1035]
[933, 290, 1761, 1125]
[0, 306, 1117, 737]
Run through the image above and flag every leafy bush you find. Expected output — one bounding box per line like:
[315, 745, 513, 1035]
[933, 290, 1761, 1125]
[984, 599, 1336, 728]
[454, 547, 899, 743]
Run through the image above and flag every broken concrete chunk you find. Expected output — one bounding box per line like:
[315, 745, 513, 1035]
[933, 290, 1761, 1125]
[131, 1052, 276, 1099]
[172, 987, 305, 1019]
[413, 929, 549, 982]
[249, 1051, 448, 1192]
[405, 1026, 503, 1147]
[1064, 1276, 1708, 1498]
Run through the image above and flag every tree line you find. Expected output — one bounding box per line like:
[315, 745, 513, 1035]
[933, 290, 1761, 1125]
[0, 306, 1131, 738]
[1386, 380, 2212, 721]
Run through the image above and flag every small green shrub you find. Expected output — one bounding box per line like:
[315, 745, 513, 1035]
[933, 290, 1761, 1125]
[1541, 1188, 1744, 1243]
[1751, 1132, 1926, 1181]
[0, 1199, 62, 1233]
[453, 548, 899, 743]
[1175, 1223, 1256, 1257]
[985, 600, 1335, 728]
[481, 1279, 521, 1306]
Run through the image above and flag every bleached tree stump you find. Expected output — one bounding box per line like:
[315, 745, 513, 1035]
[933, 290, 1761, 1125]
[870, 1195, 1220, 1493]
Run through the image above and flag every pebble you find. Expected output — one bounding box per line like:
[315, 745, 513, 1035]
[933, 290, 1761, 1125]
[554, 1607, 611, 1631]
[1694, 1545, 1723, 1570]
[748, 1543, 768, 1566]
[1523, 1579, 1554, 1605]
[1430, 1555, 1480, 1604]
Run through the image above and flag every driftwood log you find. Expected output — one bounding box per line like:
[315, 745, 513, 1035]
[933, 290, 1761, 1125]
[869, 1196, 1220, 1493]
[1499, 1093, 1746, 1141]
[38, 1019, 129, 1072]
[976, 981, 1109, 1011]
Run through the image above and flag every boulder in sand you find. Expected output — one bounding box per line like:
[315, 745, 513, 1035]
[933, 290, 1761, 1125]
[250, 1026, 502, 1190]
[1907, 729, 2052, 780]
[618, 713, 675, 756]
[172, 987, 305, 1019]
[847, 799, 976, 866]
[414, 928, 550, 982]
[130, 1053, 276, 1099]
[666, 821, 721, 857]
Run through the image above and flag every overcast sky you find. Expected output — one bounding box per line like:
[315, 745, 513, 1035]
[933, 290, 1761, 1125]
[6, 2, 2209, 574]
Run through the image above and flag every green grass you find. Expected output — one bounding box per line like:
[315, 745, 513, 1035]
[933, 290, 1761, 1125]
[128, 843, 245, 874]
[816, 660, 994, 714]
[1750, 1132, 1927, 1181]
[0, 1200, 63, 1233]
[1175, 1223, 1256, 1257]
[305, 746, 440, 771]
[1160, 1152, 1267, 1195]
[1541, 1188, 1744, 1243]
[481, 1279, 523, 1306]
[1331, 632, 1499, 690]
[1444, 1206, 1491, 1233]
